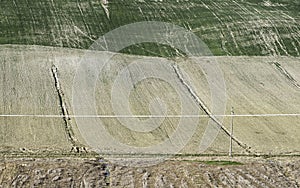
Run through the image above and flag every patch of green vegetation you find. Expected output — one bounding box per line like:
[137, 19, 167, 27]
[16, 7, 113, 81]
[120, 43, 187, 57]
[203, 160, 243, 165]
[180, 159, 243, 165]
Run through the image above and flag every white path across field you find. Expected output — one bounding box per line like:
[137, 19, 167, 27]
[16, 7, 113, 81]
[1, 114, 300, 118]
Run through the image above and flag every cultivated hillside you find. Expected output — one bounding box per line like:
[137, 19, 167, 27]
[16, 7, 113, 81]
[1, 45, 299, 156]
[0, 0, 299, 56]
[1, 0, 300, 186]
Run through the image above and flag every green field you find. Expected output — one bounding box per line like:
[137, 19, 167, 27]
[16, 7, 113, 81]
[0, 0, 299, 56]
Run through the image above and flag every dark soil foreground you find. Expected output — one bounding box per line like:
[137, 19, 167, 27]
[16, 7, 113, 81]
[0, 157, 299, 187]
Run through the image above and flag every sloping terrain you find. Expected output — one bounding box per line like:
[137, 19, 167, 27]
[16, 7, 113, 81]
[0, 0, 299, 56]
[0, 45, 299, 156]
[0, 46, 71, 151]
[0, 0, 300, 186]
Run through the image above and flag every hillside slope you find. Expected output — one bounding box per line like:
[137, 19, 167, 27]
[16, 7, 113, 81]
[0, 0, 299, 56]
[0, 45, 299, 156]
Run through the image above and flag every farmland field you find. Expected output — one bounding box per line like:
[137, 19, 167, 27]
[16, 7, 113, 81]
[0, 45, 299, 156]
[0, 0, 299, 56]
[0, 0, 300, 186]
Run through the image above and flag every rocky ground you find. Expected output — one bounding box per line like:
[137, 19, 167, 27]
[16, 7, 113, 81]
[0, 156, 299, 187]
